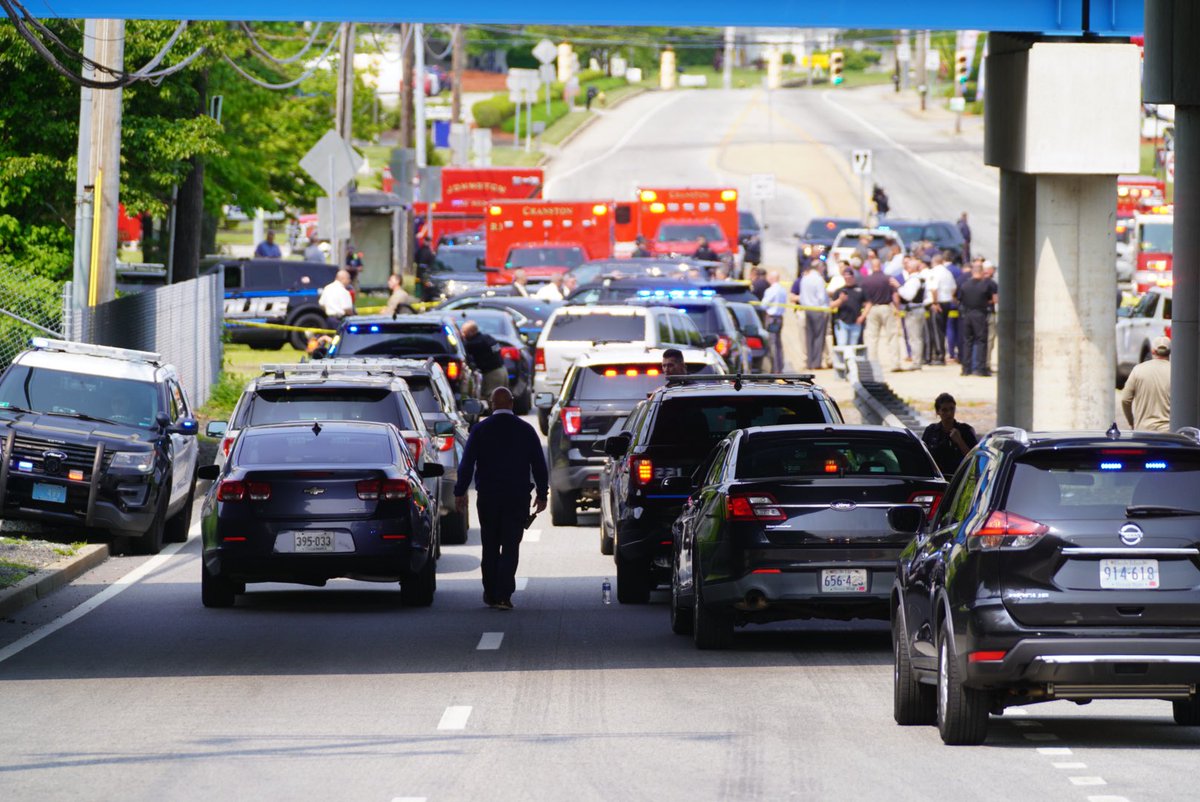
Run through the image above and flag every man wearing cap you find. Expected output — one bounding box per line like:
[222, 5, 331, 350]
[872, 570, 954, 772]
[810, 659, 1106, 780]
[1122, 336, 1172, 432]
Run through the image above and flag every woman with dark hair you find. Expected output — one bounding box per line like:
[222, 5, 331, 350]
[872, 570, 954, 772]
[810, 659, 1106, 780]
[921, 392, 977, 477]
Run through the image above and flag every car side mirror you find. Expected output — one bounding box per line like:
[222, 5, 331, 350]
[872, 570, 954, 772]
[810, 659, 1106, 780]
[661, 475, 694, 493]
[534, 392, 556, 410]
[421, 462, 445, 479]
[603, 433, 632, 458]
[205, 420, 228, 437]
[460, 398, 482, 416]
[433, 420, 455, 436]
[155, 411, 171, 431]
[197, 464, 221, 481]
[888, 504, 926, 535]
[169, 417, 199, 436]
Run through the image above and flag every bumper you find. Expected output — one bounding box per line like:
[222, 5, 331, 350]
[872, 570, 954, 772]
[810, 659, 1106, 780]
[703, 562, 895, 621]
[1, 473, 160, 535]
[550, 460, 606, 494]
[616, 505, 681, 563]
[205, 547, 428, 584]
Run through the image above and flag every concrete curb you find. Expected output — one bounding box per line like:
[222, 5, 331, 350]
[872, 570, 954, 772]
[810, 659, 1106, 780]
[0, 543, 109, 619]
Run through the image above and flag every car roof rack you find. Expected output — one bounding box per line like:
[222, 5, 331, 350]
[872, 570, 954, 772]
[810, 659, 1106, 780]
[29, 337, 163, 366]
[664, 373, 815, 391]
[258, 358, 427, 380]
[988, 426, 1030, 445]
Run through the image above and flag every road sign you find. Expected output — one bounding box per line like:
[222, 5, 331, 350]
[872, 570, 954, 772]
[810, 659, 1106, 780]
[316, 195, 350, 240]
[538, 64, 556, 84]
[750, 173, 776, 200]
[300, 130, 363, 196]
[897, 42, 912, 62]
[507, 68, 539, 103]
[532, 38, 557, 65]
[948, 96, 966, 112]
[852, 149, 873, 176]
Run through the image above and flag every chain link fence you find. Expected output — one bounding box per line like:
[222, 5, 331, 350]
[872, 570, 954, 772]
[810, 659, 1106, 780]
[0, 267, 68, 369]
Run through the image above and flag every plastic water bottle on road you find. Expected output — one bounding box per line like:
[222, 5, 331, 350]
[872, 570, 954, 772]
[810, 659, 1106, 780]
[602, 578, 612, 605]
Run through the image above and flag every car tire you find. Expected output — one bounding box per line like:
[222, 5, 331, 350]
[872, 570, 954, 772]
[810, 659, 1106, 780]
[1173, 697, 1200, 725]
[514, 386, 533, 416]
[936, 623, 990, 745]
[893, 612, 935, 725]
[133, 478, 170, 556]
[440, 507, 469, 545]
[550, 488, 578, 526]
[692, 571, 734, 650]
[289, 312, 329, 350]
[616, 552, 651, 604]
[599, 517, 614, 555]
[670, 569, 693, 636]
[164, 475, 196, 544]
[537, 409, 550, 436]
[201, 560, 237, 608]
[400, 554, 437, 607]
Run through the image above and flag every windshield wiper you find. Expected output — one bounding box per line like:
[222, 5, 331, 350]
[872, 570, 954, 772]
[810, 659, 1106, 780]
[1126, 505, 1200, 518]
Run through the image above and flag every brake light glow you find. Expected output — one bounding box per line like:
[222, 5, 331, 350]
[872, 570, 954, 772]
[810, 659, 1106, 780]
[969, 511, 1048, 550]
[635, 458, 653, 484]
[968, 651, 1007, 663]
[562, 407, 582, 436]
[222, 536, 247, 542]
[714, 335, 731, 356]
[437, 435, 456, 452]
[752, 568, 782, 574]
[222, 436, 235, 457]
[745, 335, 764, 350]
[217, 480, 271, 502]
[646, 368, 660, 376]
[404, 437, 424, 465]
[824, 460, 840, 474]
[381, 534, 408, 540]
[1165, 325, 1172, 339]
[535, 348, 546, 371]
[446, 360, 460, 380]
[357, 479, 413, 500]
[727, 492, 787, 521]
[500, 346, 521, 362]
[908, 491, 943, 518]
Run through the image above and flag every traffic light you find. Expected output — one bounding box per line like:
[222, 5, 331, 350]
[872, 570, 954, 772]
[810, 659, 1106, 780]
[830, 51, 844, 86]
[955, 51, 969, 85]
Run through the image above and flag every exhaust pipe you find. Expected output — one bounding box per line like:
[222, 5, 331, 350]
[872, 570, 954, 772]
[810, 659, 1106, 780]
[735, 590, 769, 611]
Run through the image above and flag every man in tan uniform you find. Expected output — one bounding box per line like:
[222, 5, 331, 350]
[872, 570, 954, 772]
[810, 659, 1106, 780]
[1122, 336, 1171, 431]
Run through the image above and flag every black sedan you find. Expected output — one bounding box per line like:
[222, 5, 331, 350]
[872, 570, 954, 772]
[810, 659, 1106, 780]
[198, 421, 443, 608]
[667, 425, 946, 649]
[795, 217, 860, 268]
[445, 308, 534, 413]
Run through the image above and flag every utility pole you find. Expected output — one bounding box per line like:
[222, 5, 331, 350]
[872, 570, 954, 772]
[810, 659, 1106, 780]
[723, 27, 734, 90]
[71, 21, 97, 317]
[400, 23, 414, 148]
[415, 23, 427, 167]
[334, 22, 356, 268]
[897, 30, 910, 91]
[451, 24, 464, 124]
[916, 30, 928, 111]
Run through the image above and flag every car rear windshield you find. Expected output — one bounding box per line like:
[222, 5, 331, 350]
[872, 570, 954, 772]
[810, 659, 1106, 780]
[0, 365, 161, 429]
[570, 363, 716, 401]
[336, 323, 454, 357]
[432, 248, 484, 273]
[728, 303, 763, 334]
[737, 435, 937, 479]
[545, 313, 644, 342]
[238, 388, 410, 429]
[236, 429, 394, 466]
[1005, 450, 1200, 521]
[507, 247, 586, 269]
[658, 223, 724, 242]
[676, 304, 721, 333]
[649, 396, 828, 455]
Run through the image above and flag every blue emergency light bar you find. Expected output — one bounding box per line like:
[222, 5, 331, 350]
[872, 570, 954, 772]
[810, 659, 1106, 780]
[1100, 462, 1123, 471]
[1145, 461, 1168, 470]
[634, 288, 717, 299]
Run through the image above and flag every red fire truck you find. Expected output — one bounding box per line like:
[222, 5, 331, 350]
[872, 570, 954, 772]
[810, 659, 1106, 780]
[635, 187, 739, 266]
[483, 200, 614, 286]
[406, 167, 543, 246]
[1116, 175, 1167, 246]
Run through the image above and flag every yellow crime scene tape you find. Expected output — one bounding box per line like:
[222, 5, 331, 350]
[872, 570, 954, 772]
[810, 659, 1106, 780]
[225, 320, 337, 335]
[748, 300, 834, 313]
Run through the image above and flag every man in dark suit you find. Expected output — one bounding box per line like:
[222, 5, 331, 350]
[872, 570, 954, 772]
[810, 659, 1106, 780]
[454, 386, 548, 610]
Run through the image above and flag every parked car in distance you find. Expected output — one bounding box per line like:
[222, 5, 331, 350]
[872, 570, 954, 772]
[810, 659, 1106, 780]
[418, 244, 488, 302]
[444, 308, 534, 413]
[878, 219, 967, 263]
[727, 301, 768, 371]
[628, 292, 752, 374]
[795, 217, 860, 267]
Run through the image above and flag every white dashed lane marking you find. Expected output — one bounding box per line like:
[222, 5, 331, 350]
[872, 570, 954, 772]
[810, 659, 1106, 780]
[1052, 763, 1088, 770]
[1070, 777, 1108, 787]
[1037, 747, 1073, 755]
[476, 632, 504, 650]
[1087, 797, 1130, 802]
[391, 798, 428, 802]
[437, 706, 472, 731]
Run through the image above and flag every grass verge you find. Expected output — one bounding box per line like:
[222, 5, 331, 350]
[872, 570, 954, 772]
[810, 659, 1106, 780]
[0, 560, 36, 589]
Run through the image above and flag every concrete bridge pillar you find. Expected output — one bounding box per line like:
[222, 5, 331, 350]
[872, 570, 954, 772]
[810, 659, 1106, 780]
[986, 35, 1141, 430]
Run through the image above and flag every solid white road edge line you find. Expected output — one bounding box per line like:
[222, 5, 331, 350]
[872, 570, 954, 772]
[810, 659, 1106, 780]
[476, 632, 504, 650]
[437, 706, 472, 730]
[0, 519, 201, 666]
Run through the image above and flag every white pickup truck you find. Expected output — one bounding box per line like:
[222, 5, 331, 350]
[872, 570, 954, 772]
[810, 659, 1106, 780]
[1116, 287, 1171, 388]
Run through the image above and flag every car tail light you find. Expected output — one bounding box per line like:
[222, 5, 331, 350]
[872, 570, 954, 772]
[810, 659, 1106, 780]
[714, 335, 732, 356]
[908, 491, 943, 518]
[535, 348, 546, 372]
[404, 437, 424, 465]
[561, 407, 582, 436]
[221, 435, 235, 457]
[1165, 325, 1172, 339]
[969, 650, 1008, 663]
[357, 479, 411, 500]
[727, 492, 787, 521]
[745, 335, 764, 350]
[217, 480, 270, 502]
[969, 511, 1048, 550]
[446, 360, 461, 380]
[632, 457, 653, 485]
[436, 435, 455, 452]
[500, 346, 521, 362]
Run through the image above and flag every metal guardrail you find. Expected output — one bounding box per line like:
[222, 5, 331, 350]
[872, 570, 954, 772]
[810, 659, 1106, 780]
[842, 347, 930, 433]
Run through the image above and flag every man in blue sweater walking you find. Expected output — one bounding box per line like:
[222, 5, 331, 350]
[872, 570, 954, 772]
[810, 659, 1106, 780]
[454, 386, 549, 610]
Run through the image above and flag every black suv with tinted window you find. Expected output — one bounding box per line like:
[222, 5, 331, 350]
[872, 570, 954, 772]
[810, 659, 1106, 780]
[599, 375, 844, 603]
[893, 427, 1200, 745]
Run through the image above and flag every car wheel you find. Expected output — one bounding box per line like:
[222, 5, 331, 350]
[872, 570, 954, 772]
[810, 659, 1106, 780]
[537, 409, 550, 436]
[936, 623, 990, 745]
[550, 488, 578, 526]
[670, 569, 693, 636]
[440, 507, 469, 545]
[599, 516, 614, 555]
[616, 552, 651, 604]
[164, 475, 196, 544]
[893, 612, 935, 725]
[289, 312, 329, 350]
[400, 554, 437, 607]
[514, 386, 533, 415]
[1173, 697, 1200, 725]
[201, 560, 237, 608]
[132, 477, 170, 556]
[692, 569, 734, 650]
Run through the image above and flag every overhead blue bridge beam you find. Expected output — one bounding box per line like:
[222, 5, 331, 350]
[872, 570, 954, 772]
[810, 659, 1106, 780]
[20, 0, 1144, 36]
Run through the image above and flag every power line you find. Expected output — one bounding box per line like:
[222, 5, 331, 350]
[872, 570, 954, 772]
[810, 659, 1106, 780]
[221, 22, 342, 91]
[238, 21, 325, 66]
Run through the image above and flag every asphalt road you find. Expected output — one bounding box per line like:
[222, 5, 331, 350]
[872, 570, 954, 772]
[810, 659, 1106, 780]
[1, 410, 1198, 800]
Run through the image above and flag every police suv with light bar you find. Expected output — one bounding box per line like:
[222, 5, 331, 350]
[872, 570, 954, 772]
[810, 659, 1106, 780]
[0, 339, 199, 554]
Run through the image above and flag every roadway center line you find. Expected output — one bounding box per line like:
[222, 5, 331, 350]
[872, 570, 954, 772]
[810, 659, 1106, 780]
[524, 529, 541, 543]
[437, 706, 472, 731]
[0, 519, 201, 666]
[476, 632, 504, 650]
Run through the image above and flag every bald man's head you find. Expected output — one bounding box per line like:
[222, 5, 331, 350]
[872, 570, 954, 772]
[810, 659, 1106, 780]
[460, 320, 479, 339]
[491, 386, 514, 411]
